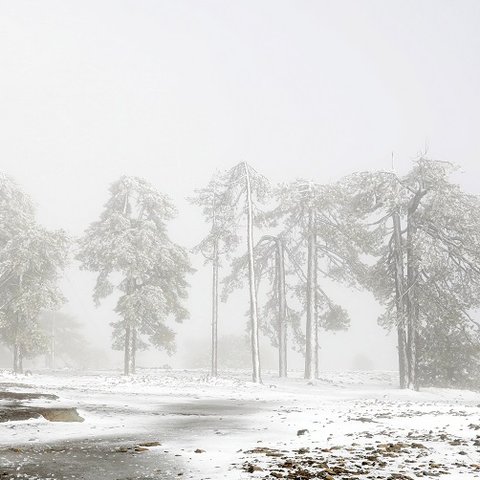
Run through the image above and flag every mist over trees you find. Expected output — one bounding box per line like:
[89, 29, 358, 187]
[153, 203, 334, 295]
[38, 311, 108, 370]
[1, 157, 479, 390]
[0, 174, 68, 373]
[194, 157, 480, 389]
[342, 158, 480, 390]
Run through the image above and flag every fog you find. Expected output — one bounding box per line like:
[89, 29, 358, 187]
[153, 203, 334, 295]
[1, 0, 480, 372]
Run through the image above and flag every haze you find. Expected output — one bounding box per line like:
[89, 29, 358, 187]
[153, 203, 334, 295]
[1, 0, 479, 371]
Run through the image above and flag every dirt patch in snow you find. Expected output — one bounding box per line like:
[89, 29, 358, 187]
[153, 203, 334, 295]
[239, 434, 480, 479]
[0, 405, 84, 422]
[0, 388, 83, 422]
[0, 391, 59, 401]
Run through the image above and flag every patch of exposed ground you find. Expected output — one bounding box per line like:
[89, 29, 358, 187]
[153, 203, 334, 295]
[238, 399, 480, 479]
[240, 438, 480, 479]
[0, 389, 83, 423]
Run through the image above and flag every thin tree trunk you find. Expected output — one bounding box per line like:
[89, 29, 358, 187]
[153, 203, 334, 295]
[411, 300, 419, 391]
[124, 277, 136, 376]
[392, 210, 407, 389]
[18, 346, 23, 374]
[314, 242, 319, 378]
[13, 342, 20, 373]
[122, 194, 132, 376]
[304, 208, 316, 380]
[124, 324, 131, 376]
[406, 209, 418, 391]
[405, 186, 427, 391]
[50, 313, 55, 370]
[244, 162, 262, 384]
[211, 240, 219, 377]
[276, 238, 287, 378]
[130, 327, 137, 374]
[13, 277, 22, 374]
[13, 312, 20, 374]
[314, 312, 319, 378]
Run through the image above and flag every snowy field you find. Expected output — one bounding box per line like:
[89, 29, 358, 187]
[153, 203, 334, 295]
[1, 368, 479, 479]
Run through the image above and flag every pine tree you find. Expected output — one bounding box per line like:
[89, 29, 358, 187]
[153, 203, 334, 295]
[222, 234, 304, 378]
[77, 176, 192, 375]
[343, 158, 480, 390]
[253, 235, 305, 378]
[217, 162, 269, 383]
[0, 223, 68, 373]
[255, 235, 289, 377]
[0, 173, 35, 245]
[190, 173, 240, 377]
[0, 173, 68, 372]
[268, 180, 361, 380]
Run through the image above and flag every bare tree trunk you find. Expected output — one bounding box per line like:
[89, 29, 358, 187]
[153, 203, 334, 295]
[314, 242, 319, 379]
[13, 343, 20, 373]
[209, 179, 219, 378]
[392, 210, 407, 389]
[18, 346, 23, 374]
[123, 277, 137, 376]
[50, 313, 56, 370]
[244, 162, 262, 384]
[211, 240, 219, 377]
[406, 209, 419, 391]
[130, 327, 137, 374]
[304, 208, 316, 380]
[13, 312, 21, 374]
[124, 324, 131, 376]
[404, 186, 427, 391]
[13, 338, 23, 374]
[410, 300, 419, 391]
[122, 194, 132, 376]
[12, 277, 23, 374]
[276, 238, 287, 378]
[314, 312, 319, 378]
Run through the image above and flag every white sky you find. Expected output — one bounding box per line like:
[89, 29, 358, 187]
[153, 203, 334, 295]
[1, 0, 479, 371]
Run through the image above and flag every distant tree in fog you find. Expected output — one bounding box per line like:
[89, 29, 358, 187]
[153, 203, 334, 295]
[190, 172, 240, 377]
[77, 176, 192, 375]
[39, 311, 92, 370]
[0, 173, 68, 373]
[343, 157, 480, 390]
[184, 334, 253, 370]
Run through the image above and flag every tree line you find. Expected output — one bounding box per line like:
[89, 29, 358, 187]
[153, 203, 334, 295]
[0, 158, 479, 391]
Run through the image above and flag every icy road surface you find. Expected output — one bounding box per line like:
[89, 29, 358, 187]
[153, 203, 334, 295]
[0, 369, 479, 479]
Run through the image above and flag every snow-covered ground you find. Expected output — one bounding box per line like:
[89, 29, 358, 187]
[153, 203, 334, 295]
[1, 368, 479, 479]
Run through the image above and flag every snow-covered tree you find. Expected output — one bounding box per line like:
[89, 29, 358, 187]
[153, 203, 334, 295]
[77, 176, 192, 375]
[0, 173, 34, 240]
[218, 162, 269, 383]
[190, 173, 240, 377]
[222, 234, 303, 378]
[255, 235, 289, 377]
[341, 169, 409, 386]
[268, 180, 363, 380]
[0, 222, 69, 373]
[343, 157, 480, 390]
[0, 174, 68, 372]
[0, 173, 35, 294]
